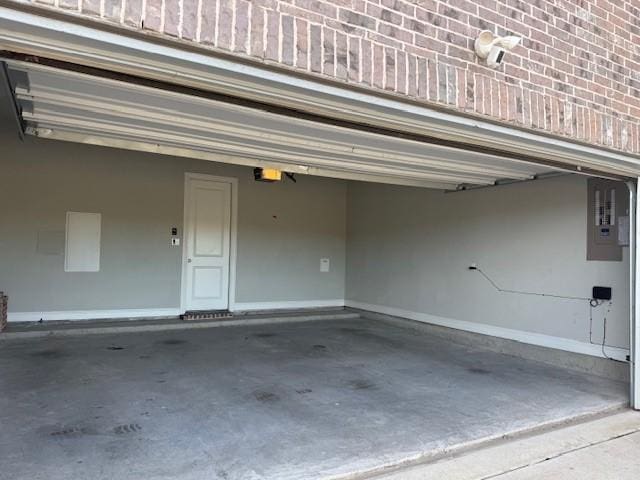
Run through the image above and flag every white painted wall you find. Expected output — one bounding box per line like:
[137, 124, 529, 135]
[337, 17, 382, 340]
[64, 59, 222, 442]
[0, 119, 346, 318]
[345, 177, 630, 355]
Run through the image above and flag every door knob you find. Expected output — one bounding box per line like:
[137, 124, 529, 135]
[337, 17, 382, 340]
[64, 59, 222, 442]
[187, 258, 192, 263]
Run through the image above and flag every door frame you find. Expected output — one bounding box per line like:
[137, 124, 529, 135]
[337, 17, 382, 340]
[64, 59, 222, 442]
[630, 179, 639, 410]
[180, 172, 238, 313]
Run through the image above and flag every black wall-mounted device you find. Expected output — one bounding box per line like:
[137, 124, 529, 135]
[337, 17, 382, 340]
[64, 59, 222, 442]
[592, 286, 612, 301]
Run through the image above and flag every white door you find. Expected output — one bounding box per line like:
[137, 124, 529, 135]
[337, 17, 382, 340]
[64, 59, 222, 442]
[183, 176, 232, 311]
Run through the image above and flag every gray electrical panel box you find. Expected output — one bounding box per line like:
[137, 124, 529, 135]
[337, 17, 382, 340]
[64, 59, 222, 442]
[587, 178, 629, 261]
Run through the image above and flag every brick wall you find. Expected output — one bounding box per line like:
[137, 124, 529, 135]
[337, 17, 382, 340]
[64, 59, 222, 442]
[18, 0, 640, 154]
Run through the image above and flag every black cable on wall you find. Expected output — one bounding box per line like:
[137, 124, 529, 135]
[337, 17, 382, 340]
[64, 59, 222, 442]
[469, 265, 627, 361]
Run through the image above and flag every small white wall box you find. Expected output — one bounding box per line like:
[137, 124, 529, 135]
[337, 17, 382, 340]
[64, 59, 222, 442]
[320, 258, 330, 272]
[618, 216, 630, 246]
[65, 212, 101, 272]
[171, 238, 180, 246]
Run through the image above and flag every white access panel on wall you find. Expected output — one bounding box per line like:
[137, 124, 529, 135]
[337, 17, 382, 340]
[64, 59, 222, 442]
[64, 212, 101, 272]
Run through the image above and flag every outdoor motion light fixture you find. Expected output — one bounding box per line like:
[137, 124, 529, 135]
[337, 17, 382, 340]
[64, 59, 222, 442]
[474, 30, 522, 68]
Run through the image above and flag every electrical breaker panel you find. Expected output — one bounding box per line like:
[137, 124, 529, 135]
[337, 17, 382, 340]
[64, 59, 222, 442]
[587, 179, 629, 261]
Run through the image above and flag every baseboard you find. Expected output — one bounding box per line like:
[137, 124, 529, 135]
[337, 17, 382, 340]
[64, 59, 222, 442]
[8, 301, 346, 322]
[8, 308, 182, 322]
[231, 299, 345, 312]
[345, 300, 629, 362]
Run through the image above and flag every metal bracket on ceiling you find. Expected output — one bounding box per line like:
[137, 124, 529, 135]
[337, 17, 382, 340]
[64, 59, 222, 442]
[449, 172, 571, 193]
[449, 167, 635, 193]
[0, 61, 24, 141]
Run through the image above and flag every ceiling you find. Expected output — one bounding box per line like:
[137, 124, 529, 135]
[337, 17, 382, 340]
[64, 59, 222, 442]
[4, 60, 560, 190]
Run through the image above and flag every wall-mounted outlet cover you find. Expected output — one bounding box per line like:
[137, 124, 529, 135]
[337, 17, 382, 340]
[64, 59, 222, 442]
[320, 258, 330, 272]
[171, 238, 180, 246]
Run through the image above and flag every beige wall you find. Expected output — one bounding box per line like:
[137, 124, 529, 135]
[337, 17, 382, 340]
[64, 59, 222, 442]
[346, 176, 630, 350]
[0, 97, 631, 357]
[0, 125, 347, 314]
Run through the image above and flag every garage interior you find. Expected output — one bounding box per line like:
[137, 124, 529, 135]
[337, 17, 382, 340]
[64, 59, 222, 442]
[0, 317, 629, 480]
[0, 41, 638, 480]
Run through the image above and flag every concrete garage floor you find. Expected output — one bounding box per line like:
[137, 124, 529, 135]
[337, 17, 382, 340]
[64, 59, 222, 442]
[0, 317, 628, 480]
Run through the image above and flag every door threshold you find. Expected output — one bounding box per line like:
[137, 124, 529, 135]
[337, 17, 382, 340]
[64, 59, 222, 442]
[181, 310, 233, 321]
